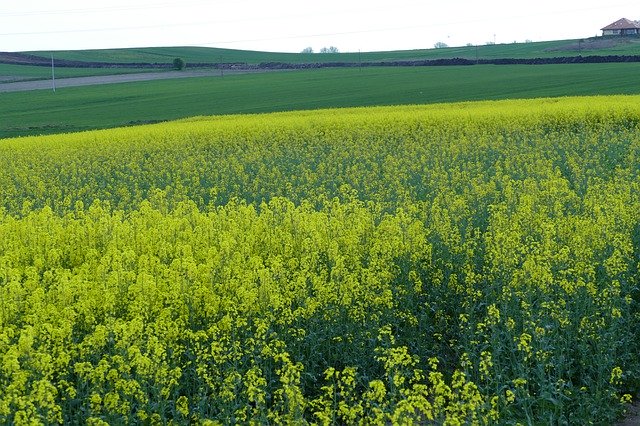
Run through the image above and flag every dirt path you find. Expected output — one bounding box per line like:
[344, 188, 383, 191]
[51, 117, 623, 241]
[0, 69, 272, 93]
[618, 401, 640, 426]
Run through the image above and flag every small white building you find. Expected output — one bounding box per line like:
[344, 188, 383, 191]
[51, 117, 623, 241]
[601, 18, 640, 36]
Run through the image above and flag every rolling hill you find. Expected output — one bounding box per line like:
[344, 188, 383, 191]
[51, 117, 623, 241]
[3, 36, 640, 69]
[2, 36, 640, 138]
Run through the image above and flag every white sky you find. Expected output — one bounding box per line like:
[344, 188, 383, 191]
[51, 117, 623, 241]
[1, 0, 638, 53]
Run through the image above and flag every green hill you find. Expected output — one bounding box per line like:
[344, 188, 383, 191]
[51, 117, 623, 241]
[25, 36, 640, 65]
[3, 37, 640, 138]
[3, 63, 640, 139]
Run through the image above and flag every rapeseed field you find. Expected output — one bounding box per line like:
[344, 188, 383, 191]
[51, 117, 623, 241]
[0, 96, 639, 424]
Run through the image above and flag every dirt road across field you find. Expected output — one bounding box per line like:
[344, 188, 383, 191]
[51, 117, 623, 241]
[0, 69, 271, 93]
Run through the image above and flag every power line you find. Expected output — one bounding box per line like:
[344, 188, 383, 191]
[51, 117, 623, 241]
[3, 1, 633, 38]
[1, 1, 636, 52]
[0, 0, 242, 17]
[0, 20, 217, 37]
[0, 2, 369, 37]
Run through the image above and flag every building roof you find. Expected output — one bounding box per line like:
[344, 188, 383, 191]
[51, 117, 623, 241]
[601, 18, 640, 31]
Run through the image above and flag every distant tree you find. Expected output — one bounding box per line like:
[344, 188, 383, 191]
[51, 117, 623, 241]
[301, 47, 314, 54]
[173, 58, 186, 70]
[466, 43, 474, 47]
[434, 42, 448, 49]
[320, 46, 339, 53]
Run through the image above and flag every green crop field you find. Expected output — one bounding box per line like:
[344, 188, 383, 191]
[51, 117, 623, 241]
[3, 36, 638, 91]
[26, 36, 640, 65]
[3, 63, 640, 138]
[0, 97, 639, 424]
[0, 64, 156, 83]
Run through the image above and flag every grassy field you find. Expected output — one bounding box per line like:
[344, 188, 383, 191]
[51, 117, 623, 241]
[3, 63, 640, 138]
[2, 36, 637, 88]
[0, 64, 156, 83]
[26, 36, 640, 65]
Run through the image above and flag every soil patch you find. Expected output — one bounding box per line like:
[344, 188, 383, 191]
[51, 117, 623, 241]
[618, 400, 640, 426]
[0, 52, 53, 66]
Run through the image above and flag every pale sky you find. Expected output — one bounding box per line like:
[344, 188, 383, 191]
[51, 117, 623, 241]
[1, 0, 638, 53]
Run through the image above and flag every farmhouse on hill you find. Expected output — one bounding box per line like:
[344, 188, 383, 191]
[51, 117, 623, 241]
[601, 18, 640, 36]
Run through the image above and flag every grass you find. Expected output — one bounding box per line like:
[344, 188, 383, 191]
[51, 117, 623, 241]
[3, 36, 637, 85]
[26, 37, 640, 65]
[0, 64, 156, 83]
[3, 63, 640, 139]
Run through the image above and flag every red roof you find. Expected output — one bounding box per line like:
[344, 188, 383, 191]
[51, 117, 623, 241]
[601, 18, 640, 31]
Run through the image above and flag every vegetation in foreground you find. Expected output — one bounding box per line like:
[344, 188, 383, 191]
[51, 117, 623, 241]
[3, 63, 640, 138]
[0, 97, 639, 424]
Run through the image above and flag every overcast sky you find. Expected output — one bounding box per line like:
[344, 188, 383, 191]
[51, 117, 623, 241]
[1, 1, 638, 53]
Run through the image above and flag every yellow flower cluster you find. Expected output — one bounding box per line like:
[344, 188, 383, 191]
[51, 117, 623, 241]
[0, 96, 639, 424]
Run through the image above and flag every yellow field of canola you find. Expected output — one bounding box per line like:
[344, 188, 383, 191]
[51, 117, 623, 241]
[0, 96, 639, 424]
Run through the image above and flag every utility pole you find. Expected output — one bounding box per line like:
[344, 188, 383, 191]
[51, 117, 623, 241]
[51, 54, 56, 92]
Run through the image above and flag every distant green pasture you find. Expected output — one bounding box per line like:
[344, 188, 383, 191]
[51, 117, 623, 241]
[0, 64, 156, 83]
[27, 37, 640, 65]
[2, 63, 640, 138]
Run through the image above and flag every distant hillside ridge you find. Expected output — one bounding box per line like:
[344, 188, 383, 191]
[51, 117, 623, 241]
[0, 52, 174, 68]
[2, 51, 640, 69]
